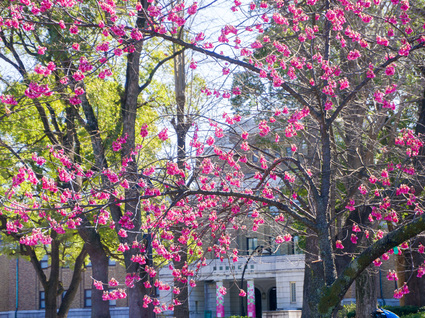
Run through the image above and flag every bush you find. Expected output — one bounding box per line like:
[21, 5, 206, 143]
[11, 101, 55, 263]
[400, 313, 425, 318]
[338, 305, 425, 318]
[382, 306, 423, 316]
[337, 303, 356, 318]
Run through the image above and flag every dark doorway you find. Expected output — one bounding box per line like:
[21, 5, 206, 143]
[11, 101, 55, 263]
[269, 287, 277, 311]
[255, 288, 262, 318]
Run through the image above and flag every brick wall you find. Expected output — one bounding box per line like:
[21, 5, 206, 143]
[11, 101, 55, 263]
[0, 255, 128, 313]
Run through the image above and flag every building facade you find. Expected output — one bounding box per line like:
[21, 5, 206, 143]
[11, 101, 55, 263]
[159, 254, 305, 318]
[0, 255, 129, 317]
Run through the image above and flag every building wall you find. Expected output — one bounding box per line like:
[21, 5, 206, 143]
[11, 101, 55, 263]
[0, 255, 128, 313]
[276, 271, 303, 310]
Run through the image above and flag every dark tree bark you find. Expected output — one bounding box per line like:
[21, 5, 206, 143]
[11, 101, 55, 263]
[356, 266, 378, 318]
[301, 231, 325, 318]
[403, 239, 425, 307]
[118, 8, 154, 317]
[172, 45, 190, 318]
[78, 219, 111, 318]
[44, 233, 61, 318]
[57, 245, 88, 318]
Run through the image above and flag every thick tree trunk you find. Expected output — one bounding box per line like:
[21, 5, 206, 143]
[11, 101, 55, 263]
[117, 7, 154, 316]
[124, 241, 154, 318]
[356, 266, 378, 318]
[78, 216, 111, 318]
[89, 248, 111, 318]
[127, 281, 154, 318]
[45, 289, 58, 318]
[45, 234, 60, 318]
[302, 231, 326, 318]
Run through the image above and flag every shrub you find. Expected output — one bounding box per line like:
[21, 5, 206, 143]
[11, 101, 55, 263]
[337, 303, 356, 318]
[382, 306, 423, 316]
[338, 305, 425, 318]
[400, 313, 425, 318]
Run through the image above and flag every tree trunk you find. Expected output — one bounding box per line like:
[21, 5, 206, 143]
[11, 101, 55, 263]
[127, 281, 154, 318]
[57, 245, 88, 318]
[78, 216, 111, 318]
[403, 239, 425, 306]
[173, 237, 189, 318]
[302, 231, 326, 318]
[45, 287, 58, 318]
[89, 248, 111, 318]
[45, 233, 60, 318]
[356, 266, 378, 318]
[172, 41, 190, 318]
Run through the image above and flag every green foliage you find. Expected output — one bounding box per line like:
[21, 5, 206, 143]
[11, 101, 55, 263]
[382, 306, 425, 316]
[401, 313, 425, 318]
[400, 312, 425, 318]
[338, 305, 425, 318]
[337, 303, 356, 318]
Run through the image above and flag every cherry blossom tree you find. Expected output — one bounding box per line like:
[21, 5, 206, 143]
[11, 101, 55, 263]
[1, 0, 425, 317]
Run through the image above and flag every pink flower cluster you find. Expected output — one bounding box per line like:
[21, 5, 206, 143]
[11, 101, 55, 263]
[102, 289, 127, 300]
[24, 82, 52, 99]
[20, 229, 52, 246]
[394, 283, 410, 299]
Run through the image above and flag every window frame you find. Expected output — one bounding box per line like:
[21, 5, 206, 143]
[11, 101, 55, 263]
[84, 289, 92, 308]
[290, 282, 297, 303]
[40, 255, 48, 269]
[39, 291, 45, 309]
[246, 237, 258, 255]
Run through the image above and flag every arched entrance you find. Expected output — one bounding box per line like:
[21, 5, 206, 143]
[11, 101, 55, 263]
[269, 287, 277, 311]
[255, 288, 262, 318]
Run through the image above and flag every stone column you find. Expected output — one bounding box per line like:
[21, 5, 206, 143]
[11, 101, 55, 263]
[216, 281, 225, 318]
[247, 280, 256, 317]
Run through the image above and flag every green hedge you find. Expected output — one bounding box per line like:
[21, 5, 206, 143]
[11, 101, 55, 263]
[340, 305, 425, 318]
[382, 306, 425, 316]
[400, 314, 425, 318]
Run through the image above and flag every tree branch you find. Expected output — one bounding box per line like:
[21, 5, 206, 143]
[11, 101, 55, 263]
[328, 41, 425, 125]
[318, 213, 425, 314]
[139, 48, 186, 93]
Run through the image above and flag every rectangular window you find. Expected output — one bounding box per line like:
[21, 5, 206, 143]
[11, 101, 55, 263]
[84, 289, 92, 308]
[252, 150, 259, 162]
[39, 291, 45, 309]
[286, 147, 292, 157]
[246, 237, 258, 255]
[290, 282, 296, 303]
[40, 255, 48, 269]
[109, 289, 117, 307]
